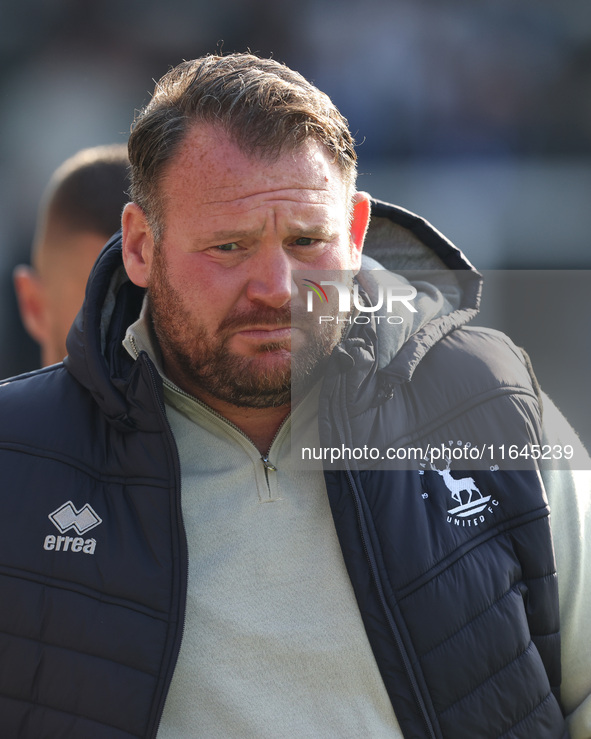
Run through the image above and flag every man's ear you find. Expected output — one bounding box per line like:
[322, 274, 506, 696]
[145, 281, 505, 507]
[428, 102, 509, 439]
[121, 202, 155, 288]
[13, 265, 50, 345]
[349, 191, 371, 272]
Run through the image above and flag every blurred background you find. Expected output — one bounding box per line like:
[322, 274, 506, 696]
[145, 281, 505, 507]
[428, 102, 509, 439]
[1, 0, 590, 448]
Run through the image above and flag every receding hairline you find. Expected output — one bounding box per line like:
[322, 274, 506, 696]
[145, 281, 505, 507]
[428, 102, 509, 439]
[127, 53, 358, 239]
[144, 122, 357, 243]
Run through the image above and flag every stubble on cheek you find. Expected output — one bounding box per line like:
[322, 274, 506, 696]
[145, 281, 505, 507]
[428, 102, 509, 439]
[146, 251, 348, 407]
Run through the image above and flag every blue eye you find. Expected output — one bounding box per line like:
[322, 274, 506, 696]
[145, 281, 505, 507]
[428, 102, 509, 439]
[215, 243, 239, 251]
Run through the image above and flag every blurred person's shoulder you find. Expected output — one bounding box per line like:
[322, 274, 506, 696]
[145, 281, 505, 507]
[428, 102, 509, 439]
[0, 362, 96, 449]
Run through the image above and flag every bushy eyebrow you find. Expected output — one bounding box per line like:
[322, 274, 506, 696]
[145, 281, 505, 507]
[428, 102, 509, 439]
[207, 224, 339, 242]
[208, 230, 252, 242]
[290, 225, 339, 240]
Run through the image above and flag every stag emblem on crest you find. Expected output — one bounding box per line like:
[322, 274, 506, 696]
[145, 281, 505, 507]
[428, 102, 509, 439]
[431, 460, 491, 518]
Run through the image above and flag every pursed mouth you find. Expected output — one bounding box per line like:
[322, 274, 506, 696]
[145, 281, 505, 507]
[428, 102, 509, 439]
[235, 326, 293, 338]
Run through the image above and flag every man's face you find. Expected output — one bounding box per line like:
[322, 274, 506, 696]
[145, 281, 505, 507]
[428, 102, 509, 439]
[134, 125, 367, 408]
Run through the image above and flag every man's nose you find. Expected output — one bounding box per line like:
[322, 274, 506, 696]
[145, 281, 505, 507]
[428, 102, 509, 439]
[245, 246, 292, 308]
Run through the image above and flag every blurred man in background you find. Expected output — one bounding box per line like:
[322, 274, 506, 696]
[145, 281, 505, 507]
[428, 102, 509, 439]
[13, 144, 129, 367]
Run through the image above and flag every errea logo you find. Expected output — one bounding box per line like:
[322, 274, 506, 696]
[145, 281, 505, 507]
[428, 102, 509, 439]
[49, 501, 102, 534]
[43, 501, 102, 555]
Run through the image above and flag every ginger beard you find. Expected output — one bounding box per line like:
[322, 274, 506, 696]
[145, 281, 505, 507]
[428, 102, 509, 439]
[147, 246, 350, 408]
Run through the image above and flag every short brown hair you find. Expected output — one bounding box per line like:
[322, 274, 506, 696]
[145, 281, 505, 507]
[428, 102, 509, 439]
[128, 53, 357, 238]
[34, 144, 130, 265]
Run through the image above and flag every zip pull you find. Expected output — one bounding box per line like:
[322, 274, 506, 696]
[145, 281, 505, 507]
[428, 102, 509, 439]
[261, 456, 277, 472]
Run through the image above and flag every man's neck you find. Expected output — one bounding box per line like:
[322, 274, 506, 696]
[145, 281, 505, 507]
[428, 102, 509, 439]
[164, 365, 290, 454]
[197, 393, 291, 455]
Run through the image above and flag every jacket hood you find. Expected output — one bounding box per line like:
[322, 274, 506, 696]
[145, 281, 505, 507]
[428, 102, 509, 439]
[64, 199, 482, 427]
[329, 199, 481, 407]
[65, 232, 151, 430]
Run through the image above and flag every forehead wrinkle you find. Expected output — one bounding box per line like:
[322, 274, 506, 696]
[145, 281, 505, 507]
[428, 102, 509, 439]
[200, 185, 333, 208]
[204, 202, 342, 237]
[205, 201, 340, 242]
